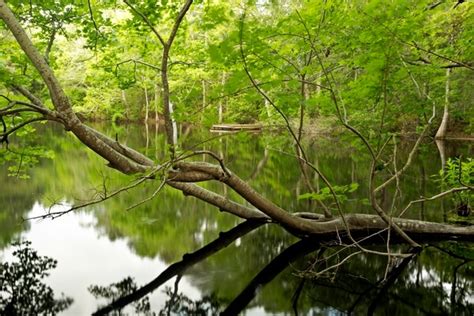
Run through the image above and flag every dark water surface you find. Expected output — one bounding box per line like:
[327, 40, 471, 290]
[0, 123, 473, 315]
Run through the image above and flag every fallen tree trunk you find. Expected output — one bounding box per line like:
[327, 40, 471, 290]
[169, 177, 474, 240]
[170, 161, 474, 240]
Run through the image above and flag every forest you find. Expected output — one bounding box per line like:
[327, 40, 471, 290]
[0, 0, 473, 315]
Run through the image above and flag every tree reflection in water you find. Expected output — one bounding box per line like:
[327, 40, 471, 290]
[89, 277, 153, 315]
[91, 276, 222, 316]
[1, 234, 471, 315]
[0, 241, 72, 315]
[160, 284, 221, 316]
[92, 220, 263, 315]
[291, 242, 473, 316]
[92, 224, 473, 315]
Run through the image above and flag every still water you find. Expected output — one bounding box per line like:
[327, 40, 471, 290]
[0, 123, 473, 315]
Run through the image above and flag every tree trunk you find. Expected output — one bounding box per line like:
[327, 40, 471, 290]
[436, 139, 447, 170]
[154, 83, 160, 123]
[121, 90, 129, 121]
[143, 83, 149, 124]
[218, 72, 225, 124]
[435, 68, 451, 139]
[202, 79, 206, 122]
[169, 101, 178, 146]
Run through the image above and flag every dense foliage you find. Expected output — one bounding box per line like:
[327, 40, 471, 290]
[0, 0, 472, 133]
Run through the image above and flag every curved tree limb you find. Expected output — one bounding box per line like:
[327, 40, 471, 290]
[171, 161, 474, 239]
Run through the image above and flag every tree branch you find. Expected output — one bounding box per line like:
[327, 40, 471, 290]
[0, 116, 46, 139]
[123, 0, 166, 47]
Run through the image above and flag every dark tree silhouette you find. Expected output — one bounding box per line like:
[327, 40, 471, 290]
[0, 241, 72, 315]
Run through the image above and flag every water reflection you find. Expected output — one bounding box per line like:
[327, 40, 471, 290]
[92, 234, 472, 315]
[0, 123, 473, 314]
[0, 207, 472, 315]
[5, 230, 467, 315]
[0, 204, 201, 315]
[93, 220, 263, 315]
[299, 243, 473, 315]
[0, 241, 72, 315]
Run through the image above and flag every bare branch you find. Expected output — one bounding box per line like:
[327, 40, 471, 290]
[87, 0, 102, 49]
[310, 250, 363, 277]
[11, 85, 47, 108]
[44, 26, 57, 63]
[167, 0, 193, 48]
[369, 158, 421, 247]
[374, 127, 430, 193]
[0, 107, 42, 116]
[399, 186, 472, 217]
[167, 181, 269, 221]
[411, 42, 473, 71]
[116, 58, 161, 72]
[126, 176, 167, 211]
[180, 149, 231, 177]
[26, 165, 167, 220]
[360, 8, 473, 71]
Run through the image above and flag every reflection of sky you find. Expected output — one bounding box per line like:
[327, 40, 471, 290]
[408, 266, 474, 304]
[1, 202, 201, 315]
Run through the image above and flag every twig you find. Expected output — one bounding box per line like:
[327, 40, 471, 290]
[116, 58, 161, 72]
[123, 0, 166, 46]
[374, 124, 431, 194]
[188, 150, 231, 177]
[399, 186, 471, 217]
[86, 0, 103, 49]
[309, 251, 363, 277]
[0, 117, 46, 138]
[360, 9, 474, 71]
[11, 85, 47, 108]
[25, 164, 168, 220]
[126, 176, 167, 211]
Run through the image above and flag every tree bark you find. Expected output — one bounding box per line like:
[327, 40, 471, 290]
[159, 0, 193, 157]
[121, 90, 130, 121]
[154, 83, 160, 122]
[218, 72, 225, 124]
[435, 68, 451, 139]
[172, 161, 474, 239]
[143, 81, 149, 124]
